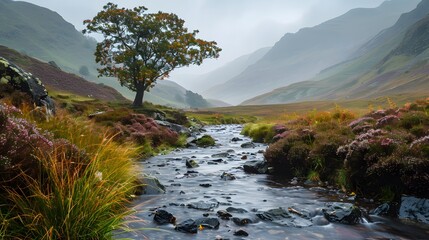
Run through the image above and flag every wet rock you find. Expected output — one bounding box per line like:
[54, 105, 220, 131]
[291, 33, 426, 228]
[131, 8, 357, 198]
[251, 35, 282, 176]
[200, 183, 212, 188]
[241, 142, 256, 148]
[195, 217, 220, 229]
[220, 172, 236, 181]
[134, 175, 165, 195]
[212, 159, 224, 163]
[234, 229, 249, 237]
[175, 219, 198, 233]
[212, 152, 229, 158]
[370, 203, 390, 216]
[217, 210, 233, 220]
[226, 207, 248, 213]
[155, 120, 190, 135]
[196, 135, 216, 148]
[186, 159, 199, 168]
[399, 196, 429, 224]
[154, 209, 176, 225]
[188, 201, 219, 211]
[0, 57, 55, 114]
[241, 155, 248, 160]
[256, 208, 312, 227]
[227, 149, 236, 153]
[232, 217, 252, 226]
[243, 160, 268, 174]
[231, 137, 243, 142]
[322, 203, 363, 225]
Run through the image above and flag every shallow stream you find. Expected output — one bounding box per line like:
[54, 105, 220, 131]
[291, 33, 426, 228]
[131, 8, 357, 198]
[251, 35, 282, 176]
[117, 125, 429, 239]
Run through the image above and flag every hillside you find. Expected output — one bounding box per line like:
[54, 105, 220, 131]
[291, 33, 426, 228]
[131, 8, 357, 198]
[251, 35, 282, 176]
[243, 0, 429, 105]
[176, 47, 270, 93]
[203, 0, 420, 105]
[0, 45, 125, 101]
[0, 0, 214, 108]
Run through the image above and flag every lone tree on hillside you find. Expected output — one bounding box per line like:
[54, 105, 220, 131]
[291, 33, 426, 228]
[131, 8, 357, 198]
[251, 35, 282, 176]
[83, 3, 221, 106]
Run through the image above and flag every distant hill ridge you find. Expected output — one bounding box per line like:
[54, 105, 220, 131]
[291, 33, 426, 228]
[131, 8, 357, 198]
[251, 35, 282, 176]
[243, 0, 429, 105]
[203, 0, 420, 105]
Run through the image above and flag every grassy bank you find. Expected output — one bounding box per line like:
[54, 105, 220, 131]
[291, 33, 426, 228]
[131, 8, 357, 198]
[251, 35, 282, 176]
[0, 89, 189, 238]
[240, 98, 429, 202]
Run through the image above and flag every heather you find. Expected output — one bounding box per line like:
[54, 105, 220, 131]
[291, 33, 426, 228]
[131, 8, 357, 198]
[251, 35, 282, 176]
[0, 100, 140, 239]
[244, 99, 429, 201]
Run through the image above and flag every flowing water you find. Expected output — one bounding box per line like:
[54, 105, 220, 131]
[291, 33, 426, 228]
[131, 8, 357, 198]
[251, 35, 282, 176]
[117, 125, 429, 240]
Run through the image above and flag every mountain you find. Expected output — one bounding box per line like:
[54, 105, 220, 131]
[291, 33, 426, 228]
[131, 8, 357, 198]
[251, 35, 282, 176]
[175, 47, 270, 93]
[0, 45, 125, 101]
[0, 0, 215, 108]
[203, 0, 420, 105]
[243, 0, 429, 105]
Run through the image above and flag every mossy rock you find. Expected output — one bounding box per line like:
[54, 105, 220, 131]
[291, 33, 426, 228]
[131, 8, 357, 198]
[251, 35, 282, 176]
[196, 135, 216, 148]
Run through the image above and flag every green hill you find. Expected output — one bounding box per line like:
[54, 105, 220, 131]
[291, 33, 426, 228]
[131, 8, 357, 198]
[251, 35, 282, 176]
[243, 0, 429, 105]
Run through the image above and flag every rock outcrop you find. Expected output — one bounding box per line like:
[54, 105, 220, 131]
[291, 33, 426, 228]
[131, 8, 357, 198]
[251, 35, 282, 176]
[0, 57, 55, 114]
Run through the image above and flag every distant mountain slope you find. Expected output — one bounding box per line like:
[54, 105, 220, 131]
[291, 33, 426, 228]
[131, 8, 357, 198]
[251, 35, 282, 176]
[243, 0, 429, 105]
[0, 45, 125, 101]
[204, 0, 420, 105]
[0, 0, 215, 108]
[177, 47, 270, 93]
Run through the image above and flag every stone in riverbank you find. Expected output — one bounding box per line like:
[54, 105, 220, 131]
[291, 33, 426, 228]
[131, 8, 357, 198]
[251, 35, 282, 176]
[322, 203, 363, 225]
[243, 160, 269, 174]
[256, 208, 312, 227]
[195, 217, 220, 229]
[186, 159, 200, 168]
[241, 142, 256, 148]
[399, 196, 429, 224]
[154, 209, 176, 225]
[175, 219, 198, 233]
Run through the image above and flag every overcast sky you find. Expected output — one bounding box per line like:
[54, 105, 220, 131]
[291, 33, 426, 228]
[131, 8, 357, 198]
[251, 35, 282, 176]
[22, 0, 386, 76]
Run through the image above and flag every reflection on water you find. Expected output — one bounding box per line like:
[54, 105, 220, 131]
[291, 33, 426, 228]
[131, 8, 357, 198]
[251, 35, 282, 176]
[116, 125, 429, 240]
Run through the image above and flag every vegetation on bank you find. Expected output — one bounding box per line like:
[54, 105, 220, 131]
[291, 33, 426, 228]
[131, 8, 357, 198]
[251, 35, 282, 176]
[0, 88, 189, 238]
[241, 99, 429, 202]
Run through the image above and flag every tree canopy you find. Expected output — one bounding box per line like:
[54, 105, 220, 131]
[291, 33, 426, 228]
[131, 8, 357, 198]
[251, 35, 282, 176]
[83, 3, 221, 106]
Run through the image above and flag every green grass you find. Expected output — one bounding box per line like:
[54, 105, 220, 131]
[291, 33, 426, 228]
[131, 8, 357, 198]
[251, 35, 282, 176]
[241, 123, 276, 143]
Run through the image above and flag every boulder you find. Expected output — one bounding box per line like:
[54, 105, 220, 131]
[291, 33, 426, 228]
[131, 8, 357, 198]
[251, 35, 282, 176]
[0, 57, 55, 114]
[399, 196, 429, 224]
[211, 152, 229, 158]
[134, 175, 166, 195]
[241, 142, 256, 148]
[220, 172, 236, 181]
[154, 209, 176, 225]
[186, 159, 200, 168]
[234, 229, 249, 237]
[256, 208, 312, 227]
[322, 203, 363, 225]
[175, 219, 198, 233]
[243, 160, 268, 174]
[195, 217, 220, 229]
[155, 120, 190, 135]
[232, 217, 253, 226]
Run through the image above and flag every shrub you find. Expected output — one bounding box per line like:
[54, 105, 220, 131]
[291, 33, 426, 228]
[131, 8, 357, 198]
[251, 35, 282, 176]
[242, 123, 276, 143]
[399, 111, 429, 130]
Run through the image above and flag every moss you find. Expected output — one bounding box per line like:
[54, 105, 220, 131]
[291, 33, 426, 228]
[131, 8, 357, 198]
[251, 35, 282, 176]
[196, 135, 216, 148]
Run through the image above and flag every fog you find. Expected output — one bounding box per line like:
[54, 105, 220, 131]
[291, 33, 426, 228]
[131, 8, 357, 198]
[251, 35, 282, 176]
[21, 0, 385, 81]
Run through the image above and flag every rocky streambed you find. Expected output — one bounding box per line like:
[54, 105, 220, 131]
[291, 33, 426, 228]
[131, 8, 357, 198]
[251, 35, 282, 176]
[117, 125, 429, 239]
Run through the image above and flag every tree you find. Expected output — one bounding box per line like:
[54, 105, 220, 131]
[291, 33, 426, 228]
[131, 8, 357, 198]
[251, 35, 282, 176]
[83, 3, 221, 107]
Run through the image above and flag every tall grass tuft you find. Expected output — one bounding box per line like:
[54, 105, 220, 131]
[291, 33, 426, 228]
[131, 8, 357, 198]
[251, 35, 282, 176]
[4, 108, 140, 239]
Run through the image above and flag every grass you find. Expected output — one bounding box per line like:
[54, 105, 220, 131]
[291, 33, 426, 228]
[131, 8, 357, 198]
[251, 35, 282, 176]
[0, 101, 141, 239]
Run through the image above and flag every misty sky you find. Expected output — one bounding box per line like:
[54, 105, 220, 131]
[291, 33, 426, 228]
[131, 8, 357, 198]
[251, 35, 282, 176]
[22, 0, 385, 79]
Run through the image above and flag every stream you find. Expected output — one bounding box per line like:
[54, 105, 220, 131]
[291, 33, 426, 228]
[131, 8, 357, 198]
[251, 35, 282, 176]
[117, 125, 429, 239]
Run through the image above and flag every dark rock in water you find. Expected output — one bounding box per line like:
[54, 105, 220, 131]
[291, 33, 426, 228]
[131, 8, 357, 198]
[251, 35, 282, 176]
[231, 137, 243, 142]
[217, 210, 233, 220]
[200, 183, 212, 188]
[241, 155, 248, 160]
[256, 208, 312, 227]
[232, 217, 252, 226]
[243, 160, 268, 174]
[234, 229, 249, 237]
[134, 175, 165, 195]
[212, 152, 229, 158]
[226, 207, 248, 213]
[322, 203, 362, 225]
[220, 172, 236, 181]
[0, 57, 55, 114]
[241, 142, 256, 148]
[195, 217, 220, 229]
[370, 203, 390, 216]
[188, 201, 219, 211]
[212, 159, 224, 163]
[155, 120, 190, 135]
[399, 196, 429, 224]
[186, 159, 200, 168]
[154, 209, 176, 225]
[175, 219, 198, 233]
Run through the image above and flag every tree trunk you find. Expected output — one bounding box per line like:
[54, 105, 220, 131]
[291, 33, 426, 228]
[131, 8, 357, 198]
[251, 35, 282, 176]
[133, 83, 145, 107]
